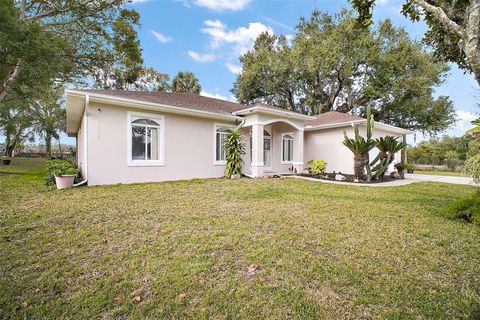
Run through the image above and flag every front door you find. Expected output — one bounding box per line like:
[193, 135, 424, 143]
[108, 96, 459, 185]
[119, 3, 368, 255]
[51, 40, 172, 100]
[264, 136, 271, 171]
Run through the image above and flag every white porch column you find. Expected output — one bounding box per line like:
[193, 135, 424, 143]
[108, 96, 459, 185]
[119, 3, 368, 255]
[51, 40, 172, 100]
[293, 130, 304, 174]
[251, 124, 264, 177]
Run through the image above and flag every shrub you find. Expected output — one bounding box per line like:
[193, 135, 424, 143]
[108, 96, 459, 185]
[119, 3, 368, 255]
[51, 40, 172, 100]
[223, 129, 246, 178]
[464, 154, 480, 183]
[307, 160, 327, 175]
[45, 159, 79, 185]
[447, 192, 480, 223]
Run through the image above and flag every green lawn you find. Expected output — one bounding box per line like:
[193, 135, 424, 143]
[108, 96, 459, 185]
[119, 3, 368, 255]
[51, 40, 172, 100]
[1, 158, 479, 319]
[414, 170, 467, 177]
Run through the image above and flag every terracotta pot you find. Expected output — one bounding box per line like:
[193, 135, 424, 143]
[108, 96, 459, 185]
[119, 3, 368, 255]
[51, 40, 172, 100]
[55, 175, 76, 189]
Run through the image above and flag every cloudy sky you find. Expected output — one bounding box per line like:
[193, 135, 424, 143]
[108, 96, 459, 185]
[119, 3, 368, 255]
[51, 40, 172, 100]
[133, 0, 478, 144]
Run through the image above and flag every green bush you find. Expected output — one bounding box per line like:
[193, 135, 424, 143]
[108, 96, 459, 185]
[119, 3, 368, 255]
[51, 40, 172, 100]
[447, 192, 480, 223]
[307, 160, 327, 175]
[45, 159, 79, 185]
[464, 154, 480, 183]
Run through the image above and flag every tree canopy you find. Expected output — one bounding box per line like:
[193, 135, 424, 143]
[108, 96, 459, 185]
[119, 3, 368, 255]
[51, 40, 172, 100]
[232, 10, 455, 135]
[0, 0, 143, 104]
[349, 0, 480, 85]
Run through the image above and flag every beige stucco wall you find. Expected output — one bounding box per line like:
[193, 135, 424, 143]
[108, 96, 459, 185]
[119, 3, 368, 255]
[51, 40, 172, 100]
[84, 102, 237, 185]
[76, 115, 86, 179]
[304, 124, 403, 175]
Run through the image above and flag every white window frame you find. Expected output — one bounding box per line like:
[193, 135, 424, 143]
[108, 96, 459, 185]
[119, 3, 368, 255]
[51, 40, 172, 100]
[127, 111, 165, 167]
[213, 123, 235, 165]
[281, 132, 294, 164]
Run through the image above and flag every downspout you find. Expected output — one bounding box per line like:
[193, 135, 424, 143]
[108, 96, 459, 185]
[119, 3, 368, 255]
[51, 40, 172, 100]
[73, 94, 89, 187]
[235, 118, 246, 130]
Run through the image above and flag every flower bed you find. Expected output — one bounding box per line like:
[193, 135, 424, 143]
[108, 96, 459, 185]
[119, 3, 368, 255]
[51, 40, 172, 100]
[299, 172, 397, 184]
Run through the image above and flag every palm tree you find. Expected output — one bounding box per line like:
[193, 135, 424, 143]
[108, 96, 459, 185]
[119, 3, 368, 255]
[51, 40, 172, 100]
[172, 71, 201, 94]
[467, 119, 480, 137]
[343, 125, 376, 180]
[370, 136, 406, 179]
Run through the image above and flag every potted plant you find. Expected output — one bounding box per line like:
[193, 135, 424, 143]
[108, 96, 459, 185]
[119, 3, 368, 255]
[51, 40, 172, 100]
[406, 163, 415, 174]
[46, 159, 79, 189]
[395, 162, 406, 179]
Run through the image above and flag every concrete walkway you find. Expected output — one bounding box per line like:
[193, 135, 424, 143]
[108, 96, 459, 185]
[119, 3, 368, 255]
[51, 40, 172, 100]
[287, 173, 476, 187]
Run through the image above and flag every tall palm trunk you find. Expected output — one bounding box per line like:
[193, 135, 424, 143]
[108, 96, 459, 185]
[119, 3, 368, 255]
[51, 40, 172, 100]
[45, 133, 52, 158]
[58, 138, 63, 158]
[354, 153, 367, 180]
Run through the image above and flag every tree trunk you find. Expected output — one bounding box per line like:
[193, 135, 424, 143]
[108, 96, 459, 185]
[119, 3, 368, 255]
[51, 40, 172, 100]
[6, 144, 15, 157]
[0, 60, 22, 104]
[58, 138, 63, 158]
[45, 134, 52, 158]
[4, 134, 11, 156]
[464, 0, 480, 85]
[354, 153, 367, 180]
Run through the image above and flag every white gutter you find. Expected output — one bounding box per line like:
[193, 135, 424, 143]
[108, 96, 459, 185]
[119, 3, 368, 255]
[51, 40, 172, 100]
[74, 94, 89, 186]
[304, 119, 412, 135]
[305, 120, 366, 131]
[65, 89, 242, 122]
[233, 106, 315, 121]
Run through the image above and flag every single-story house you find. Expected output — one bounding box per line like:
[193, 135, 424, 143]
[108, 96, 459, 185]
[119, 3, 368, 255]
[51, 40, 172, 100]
[65, 90, 411, 186]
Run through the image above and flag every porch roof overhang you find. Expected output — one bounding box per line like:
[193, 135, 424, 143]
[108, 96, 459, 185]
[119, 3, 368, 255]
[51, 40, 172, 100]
[233, 105, 316, 121]
[304, 120, 413, 135]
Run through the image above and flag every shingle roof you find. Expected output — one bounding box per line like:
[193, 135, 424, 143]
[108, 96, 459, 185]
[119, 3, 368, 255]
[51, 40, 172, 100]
[79, 90, 247, 115]
[306, 111, 364, 127]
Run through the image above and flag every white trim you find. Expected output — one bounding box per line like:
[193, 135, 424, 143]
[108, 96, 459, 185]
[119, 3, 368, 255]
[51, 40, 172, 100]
[213, 122, 236, 165]
[233, 106, 315, 121]
[251, 162, 264, 167]
[246, 118, 305, 131]
[127, 111, 165, 167]
[280, 132, 294, 164]
[304, 120, 365, 131]
[292, 162, 304, 166]
[84, 95, 89, 181]
[65, 90, 242, 123]
[304, 119, 412, 134]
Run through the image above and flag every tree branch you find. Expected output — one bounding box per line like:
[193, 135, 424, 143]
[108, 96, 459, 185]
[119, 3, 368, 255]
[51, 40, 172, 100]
[411, 0, 465, 38]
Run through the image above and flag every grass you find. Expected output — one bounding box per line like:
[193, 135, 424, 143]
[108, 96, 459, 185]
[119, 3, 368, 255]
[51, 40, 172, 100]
[414, 170, 467, 177]
[1, 158, 479, 319]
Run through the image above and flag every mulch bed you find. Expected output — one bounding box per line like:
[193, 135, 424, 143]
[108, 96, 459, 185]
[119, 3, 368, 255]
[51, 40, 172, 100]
[298, 172, 398, 184]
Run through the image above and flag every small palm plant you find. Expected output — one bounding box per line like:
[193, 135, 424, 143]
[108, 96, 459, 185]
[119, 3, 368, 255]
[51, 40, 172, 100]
[223, 129, 246, 179]
[343, 125, 376, 180]
[370, 136, 406, 180]
[343, 107, 376, 181]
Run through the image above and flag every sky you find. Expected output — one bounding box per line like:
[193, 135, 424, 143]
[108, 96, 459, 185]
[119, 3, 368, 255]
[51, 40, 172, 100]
[3, 0, 479, 146]
[128, 0, 479, 145]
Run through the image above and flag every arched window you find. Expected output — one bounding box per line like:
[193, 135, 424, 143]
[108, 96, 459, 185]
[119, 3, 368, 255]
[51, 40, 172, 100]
[282, 134, 293, 163]
[129, 114, 164, 165]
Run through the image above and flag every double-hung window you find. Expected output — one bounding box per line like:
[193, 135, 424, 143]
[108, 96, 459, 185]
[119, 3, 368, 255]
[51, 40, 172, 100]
[128, 113, 165, 166]
[214, 125, 232, 164]
[281, 134, 294, 163]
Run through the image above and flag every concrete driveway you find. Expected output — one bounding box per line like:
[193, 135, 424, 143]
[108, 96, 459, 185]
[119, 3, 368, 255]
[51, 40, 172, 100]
[405, 173, 476, 186]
